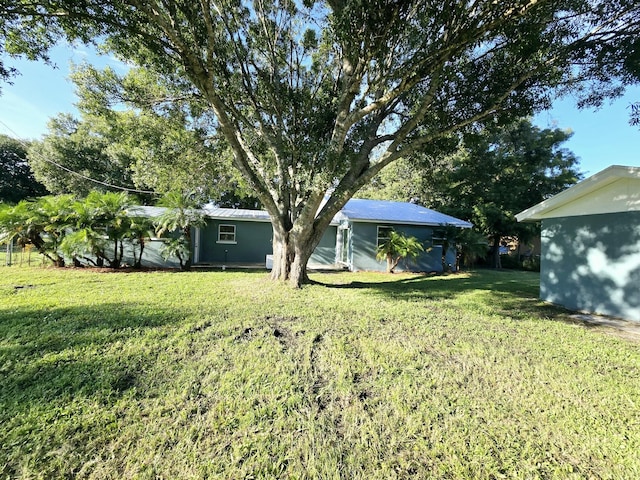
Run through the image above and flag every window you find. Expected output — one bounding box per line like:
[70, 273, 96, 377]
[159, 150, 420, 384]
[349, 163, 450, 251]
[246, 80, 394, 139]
[432, 229, 446, 247]
[217, 224, 236, 243]
[377, 226, 393, 247]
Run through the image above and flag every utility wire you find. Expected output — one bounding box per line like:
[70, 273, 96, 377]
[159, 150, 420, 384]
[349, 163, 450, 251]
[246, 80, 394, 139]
[0, 118, 158, 195]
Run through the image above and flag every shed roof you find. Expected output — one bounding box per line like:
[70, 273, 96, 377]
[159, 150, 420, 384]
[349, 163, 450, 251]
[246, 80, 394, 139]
[338, 198, 473, 228]
[128, 198, 472, 228]
[201, 205, 271, 222]
[516, 165, 640, 222]
[126, 206, 168, 218]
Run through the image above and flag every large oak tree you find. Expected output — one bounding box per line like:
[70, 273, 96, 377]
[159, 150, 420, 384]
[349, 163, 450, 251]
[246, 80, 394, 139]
[2, 0, 639, 286]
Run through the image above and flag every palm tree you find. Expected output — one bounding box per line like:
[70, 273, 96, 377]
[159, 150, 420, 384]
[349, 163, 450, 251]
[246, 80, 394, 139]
[154, 191, 205, 270]
[61, 195, 107, 266]
[376, 230, 424, 273]
[126, 215, 154, 269]
[62, 191, 134, 268]
[85, 191, 134, 268]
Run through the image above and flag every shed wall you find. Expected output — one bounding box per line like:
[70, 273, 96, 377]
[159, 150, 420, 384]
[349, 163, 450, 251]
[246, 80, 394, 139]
[103, 238, 182, 268]
[198, 220, 273, 264]
[309, 226, 338, 267]
[540, 211, 640, 321]
[134, 239, 181, 268]
[350, 222, 444, 272]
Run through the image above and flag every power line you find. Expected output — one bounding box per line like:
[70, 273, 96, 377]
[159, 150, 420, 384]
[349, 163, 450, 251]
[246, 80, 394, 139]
[0, 119, 158, 195]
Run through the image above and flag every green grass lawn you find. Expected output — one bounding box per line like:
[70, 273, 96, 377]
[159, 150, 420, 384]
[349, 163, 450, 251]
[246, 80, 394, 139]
[1, 267, 639, 479]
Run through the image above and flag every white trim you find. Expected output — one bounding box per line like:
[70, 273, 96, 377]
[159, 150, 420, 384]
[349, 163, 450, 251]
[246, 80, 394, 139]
[347, 218, 472, 227]
[377, 225, 393, 248]
[193, 227, 201, 264]
[336, 224, 351, 266]
[217, 224, 237, 243]
[516, 165, 640, 222]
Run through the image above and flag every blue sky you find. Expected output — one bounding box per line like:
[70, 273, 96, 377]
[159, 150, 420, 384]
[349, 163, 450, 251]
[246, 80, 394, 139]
[0, 43, 638, 178]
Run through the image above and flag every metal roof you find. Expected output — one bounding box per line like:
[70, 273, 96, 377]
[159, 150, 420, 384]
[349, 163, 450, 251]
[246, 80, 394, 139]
[338, 198, 473, 228]
[127, 199, 472, 228]
[201, 204, 271, 221]
[126, 205, 271, 221]
[125, 206, 167, 218]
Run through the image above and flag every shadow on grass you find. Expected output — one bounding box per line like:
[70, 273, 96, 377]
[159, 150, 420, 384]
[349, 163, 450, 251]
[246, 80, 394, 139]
[313, 269, 572, 321]
[0, 302, 183, 410]
[315, 269, 537, 295]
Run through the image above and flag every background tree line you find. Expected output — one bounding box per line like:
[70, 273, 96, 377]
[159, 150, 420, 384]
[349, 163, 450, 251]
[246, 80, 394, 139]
[1, 64, 260, 209]
[359, 119, 583, 268]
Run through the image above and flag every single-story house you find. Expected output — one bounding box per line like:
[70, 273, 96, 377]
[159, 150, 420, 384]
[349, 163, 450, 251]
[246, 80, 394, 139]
[132, 198, 472, 273]
[516, 165, 640, 321]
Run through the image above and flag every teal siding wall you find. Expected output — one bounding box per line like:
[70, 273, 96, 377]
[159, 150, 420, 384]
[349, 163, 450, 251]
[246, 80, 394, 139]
[198, 220, 273, 264]
[117, 220, 460, 272]
[350, 222, 444, 272]
[541, 212, 640, 321]
[197, 221, 338, 267]
[137, 239, 181, 268]
[309, 226, 337, 266]
[109, 238, 181, 268]
[118, 220, 460, 273]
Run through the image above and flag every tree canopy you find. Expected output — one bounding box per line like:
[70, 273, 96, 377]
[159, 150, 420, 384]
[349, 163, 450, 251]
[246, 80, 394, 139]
[362, 119, 583, 267]
[27, 113, 138, 198]
[0, 134, 48, 204]
[3, 0, 639, 285]
[632, 103, 640, 128]
[28, 65, 254, 204]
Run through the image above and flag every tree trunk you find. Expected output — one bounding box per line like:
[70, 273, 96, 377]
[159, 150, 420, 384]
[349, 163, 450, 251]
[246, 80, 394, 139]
[133, 238, 144, 269]
[267, 191, 350, 287]
[270, 226, 294, 282]
[270, 223, 324, 288]
[184, 229, 193, 271]
[289, 248, 310, 287]
[386, 253, 401, 273]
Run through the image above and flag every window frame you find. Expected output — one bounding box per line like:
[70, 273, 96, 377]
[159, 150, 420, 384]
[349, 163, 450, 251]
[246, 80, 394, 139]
[377, 225, 394, 248]
[431, 228, 446, 247]
[217, 224, 237, 244]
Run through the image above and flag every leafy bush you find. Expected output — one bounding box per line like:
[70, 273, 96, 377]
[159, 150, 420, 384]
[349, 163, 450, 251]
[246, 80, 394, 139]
[522, 255, 541, 272]
[499, 253, 541, 272]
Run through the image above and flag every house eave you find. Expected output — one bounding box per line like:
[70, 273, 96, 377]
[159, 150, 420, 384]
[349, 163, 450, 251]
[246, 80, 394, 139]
[516, 165, 640, 222]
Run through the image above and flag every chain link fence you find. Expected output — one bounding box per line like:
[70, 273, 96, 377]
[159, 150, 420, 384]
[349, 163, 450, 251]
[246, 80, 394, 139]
[1, 242, 48, 267]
